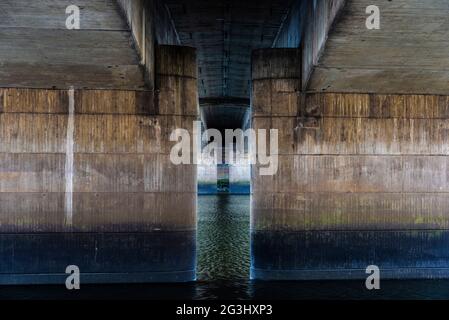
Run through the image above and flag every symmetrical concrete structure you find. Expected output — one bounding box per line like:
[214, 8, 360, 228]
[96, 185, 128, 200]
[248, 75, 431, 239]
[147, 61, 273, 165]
[170, 0, 288, 195]
[2, 0, 449, 284]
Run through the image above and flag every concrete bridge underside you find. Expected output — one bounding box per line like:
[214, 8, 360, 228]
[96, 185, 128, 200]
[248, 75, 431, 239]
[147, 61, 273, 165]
[1, 0, 449, 283]
[252, 0, 449, 280]
[0, 0, 196, 283]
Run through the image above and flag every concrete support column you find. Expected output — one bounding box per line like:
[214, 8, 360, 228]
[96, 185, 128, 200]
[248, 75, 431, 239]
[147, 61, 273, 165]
[251, 48, 303, 280]
[251, 49, 449, 280]
[0, 45, 198, 284]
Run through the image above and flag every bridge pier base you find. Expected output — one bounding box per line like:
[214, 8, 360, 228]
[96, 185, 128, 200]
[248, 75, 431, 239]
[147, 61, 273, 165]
[0, 45, 198, 284]
[250, 48, 449, 280]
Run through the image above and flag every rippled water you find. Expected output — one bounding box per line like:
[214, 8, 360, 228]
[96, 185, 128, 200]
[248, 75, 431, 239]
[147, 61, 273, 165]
[4, 194, 449, 300]
[197, 195, 250, 281]
[194, 195, 449, 300]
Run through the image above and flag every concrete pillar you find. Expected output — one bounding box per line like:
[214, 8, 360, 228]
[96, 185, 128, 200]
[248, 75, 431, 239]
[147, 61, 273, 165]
[250, 48, 302, 280]
[251, 48, 449, 280]
[0, 45, 198, 284]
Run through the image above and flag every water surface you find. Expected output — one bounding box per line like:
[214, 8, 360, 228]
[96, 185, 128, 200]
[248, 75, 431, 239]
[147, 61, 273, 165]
[197, 194, 250, 281]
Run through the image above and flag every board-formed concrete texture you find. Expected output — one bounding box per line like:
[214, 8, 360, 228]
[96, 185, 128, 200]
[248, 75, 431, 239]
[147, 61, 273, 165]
[309, 0, 449, 94]
[4, 0, 449, 285]
[251, 0, 449, 280]
[0, 0, 146, 90]
[0, 1, 198, 284]
[0, 46, 198, 284]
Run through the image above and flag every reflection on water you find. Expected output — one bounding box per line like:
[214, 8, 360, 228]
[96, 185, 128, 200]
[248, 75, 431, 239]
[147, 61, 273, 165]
[194, 195, 449, 300]
[4, 279, 449, 300]
[3, 194, 449, 300]
[197, 195, 250, 281]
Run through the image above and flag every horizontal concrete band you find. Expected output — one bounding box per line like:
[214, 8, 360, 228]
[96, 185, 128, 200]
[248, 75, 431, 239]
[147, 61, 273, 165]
[251, 230, 449, 280]
[0, 154, 197, 193]
[0, 64, 146, 91]
[250, 268, 449, 281]
[252, 116, 449, 155]
[0, 231, 195, 284]
[251, 192, 449, 231]
[0, 271, 195, 285]
[0, 89, 154, 114]
[252, 155, 449, 193]
[0, 113, 198, 154]
[0, 88, 197, 116]
[252, 92, 449, 118]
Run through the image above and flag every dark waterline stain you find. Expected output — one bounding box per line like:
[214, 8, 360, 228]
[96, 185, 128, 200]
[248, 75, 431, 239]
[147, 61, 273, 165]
[3, 195, 449, 300]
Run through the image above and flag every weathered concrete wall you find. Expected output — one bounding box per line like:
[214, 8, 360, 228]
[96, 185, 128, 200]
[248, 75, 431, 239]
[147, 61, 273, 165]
[0, 45, 198, 284]
[273, 0, 345, 88]
[309, 0, 449, 95]
[0, 0, 145, 90]
[117, 0, 180, 89]
[251, 48, 449, 280]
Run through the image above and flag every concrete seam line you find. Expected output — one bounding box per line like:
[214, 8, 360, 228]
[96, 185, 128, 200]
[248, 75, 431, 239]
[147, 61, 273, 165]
[64, 86, 75, 228]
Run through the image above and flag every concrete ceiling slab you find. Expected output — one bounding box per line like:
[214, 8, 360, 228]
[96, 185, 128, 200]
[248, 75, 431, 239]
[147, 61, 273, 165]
[0, 0, 145, 90]
[309, 0, 449, 95]
[165, 0, 293, 100]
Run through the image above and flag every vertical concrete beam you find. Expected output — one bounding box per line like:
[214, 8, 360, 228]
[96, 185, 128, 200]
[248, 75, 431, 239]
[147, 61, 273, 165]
[301, 0, 345, 88]
[251, 48, 303, 280]
[117, 0, 154, 89]
[117, 0, 181, 90]
[156, 45, 198, 115]
[272, 0, 345, 89]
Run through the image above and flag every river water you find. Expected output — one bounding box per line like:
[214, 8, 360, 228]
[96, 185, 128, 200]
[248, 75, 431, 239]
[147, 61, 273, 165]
[3, 194, 449, 300]
[194, 195, 449, 300]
